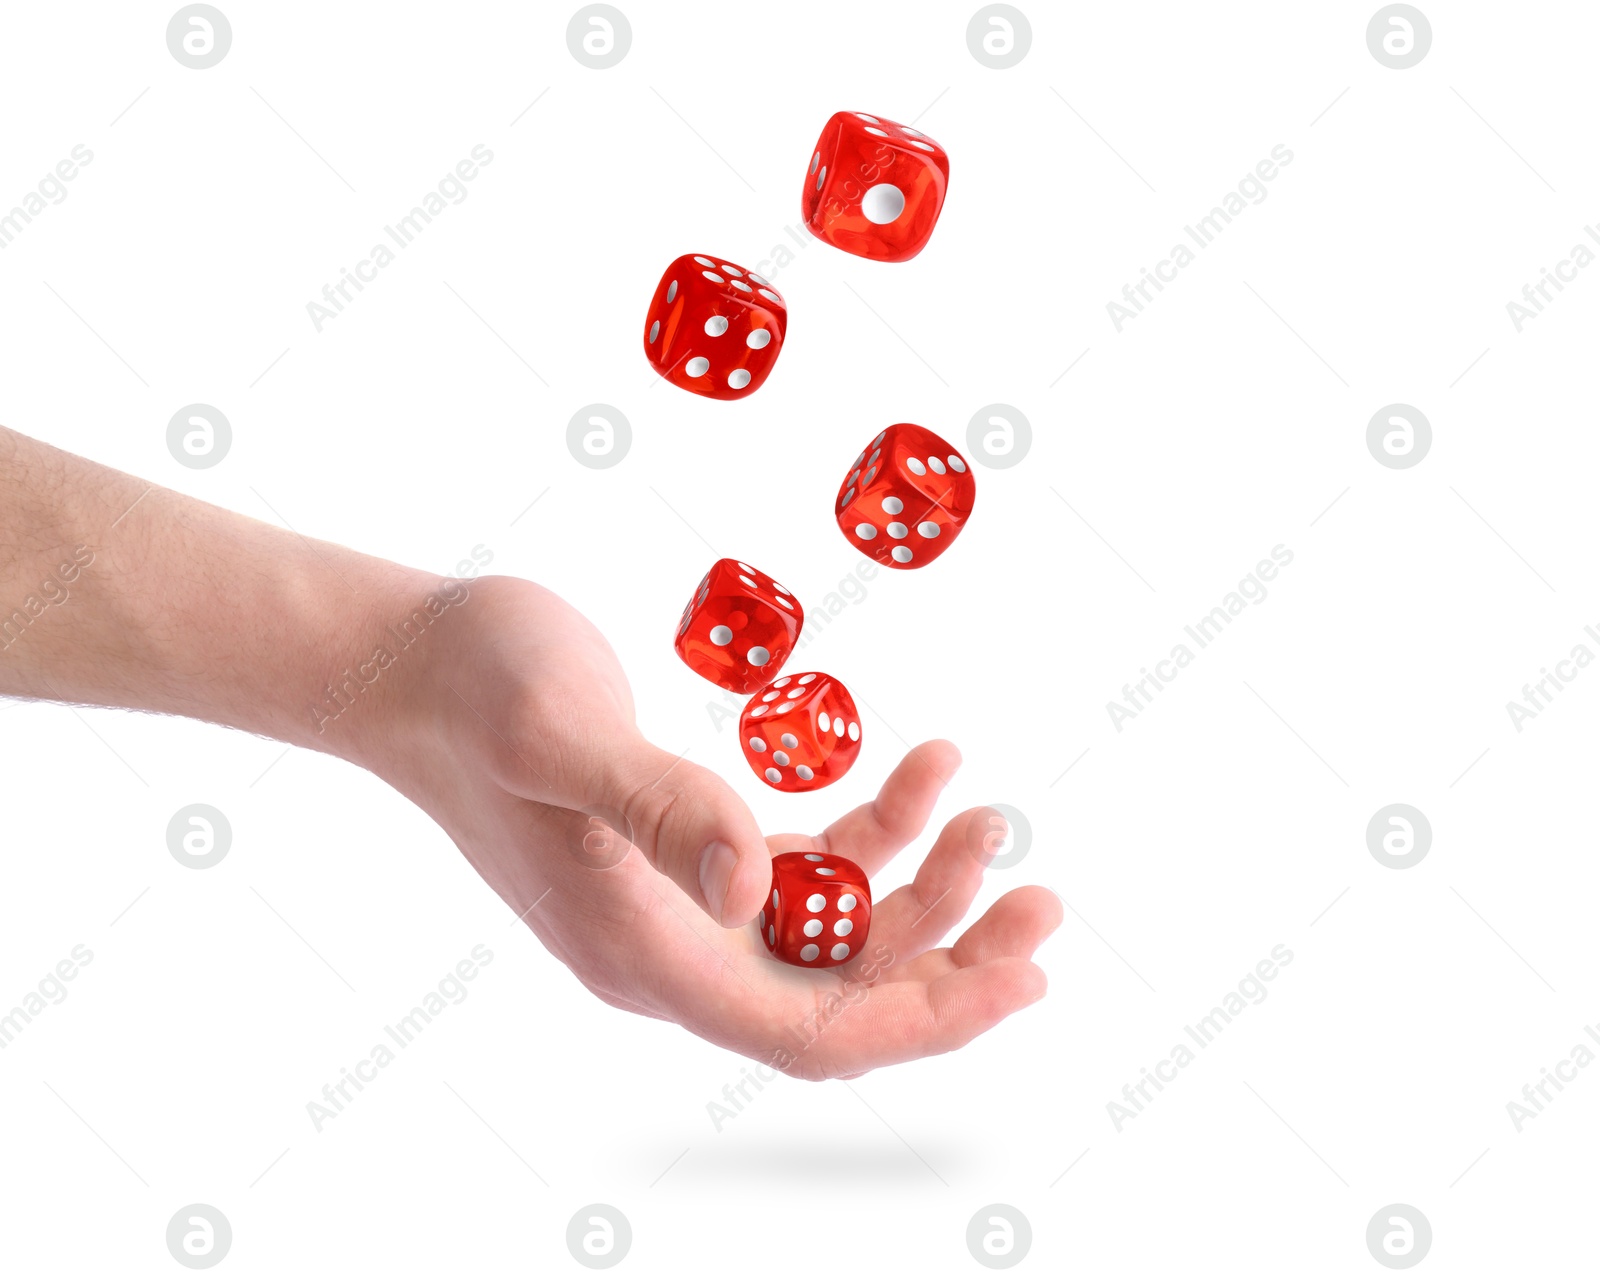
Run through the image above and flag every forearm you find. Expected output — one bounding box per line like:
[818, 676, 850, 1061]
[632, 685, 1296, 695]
[0, 426, 432, 763]
[0, 427, 783, 931]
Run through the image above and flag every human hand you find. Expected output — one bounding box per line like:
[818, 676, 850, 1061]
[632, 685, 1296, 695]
[352, 574, 1061, 1076]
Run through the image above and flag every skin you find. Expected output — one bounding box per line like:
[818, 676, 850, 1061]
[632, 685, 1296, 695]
[0, 426, 1060, 1078]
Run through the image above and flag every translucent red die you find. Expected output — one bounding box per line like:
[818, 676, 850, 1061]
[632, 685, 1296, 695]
[802, 111, 950, 262]
[643, 254, 788, 398]
[836, 423, 976, 570]
[761, 851, 872, 967]
[674, 558, 802, 694]
[738, 672, 861, 792]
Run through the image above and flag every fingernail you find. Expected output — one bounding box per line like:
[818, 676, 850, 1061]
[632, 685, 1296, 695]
[698, 840, 737, 923]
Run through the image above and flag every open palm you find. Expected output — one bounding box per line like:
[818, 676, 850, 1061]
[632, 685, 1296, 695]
[366, 576, 1059, 1077]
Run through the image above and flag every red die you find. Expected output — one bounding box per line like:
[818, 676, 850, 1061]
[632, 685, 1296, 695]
[643, 254, 788, 398]
[739, 672, 860, 792]
[761, 851, 871, 967]
[836, 423, 976, 570]
[674, 559, 803, 694]
[802, 111, 950, 262]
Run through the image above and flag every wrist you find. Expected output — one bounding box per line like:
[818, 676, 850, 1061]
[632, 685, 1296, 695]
[277, 560, 468, 772]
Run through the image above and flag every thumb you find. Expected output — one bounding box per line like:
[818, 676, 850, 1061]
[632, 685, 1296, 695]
[589, 741, 771, 927]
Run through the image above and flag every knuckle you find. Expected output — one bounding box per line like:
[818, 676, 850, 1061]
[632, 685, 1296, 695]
[621, 776, 686, 863]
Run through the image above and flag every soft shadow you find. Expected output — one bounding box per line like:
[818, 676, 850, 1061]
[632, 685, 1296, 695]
[632, 1134, 978, 1187]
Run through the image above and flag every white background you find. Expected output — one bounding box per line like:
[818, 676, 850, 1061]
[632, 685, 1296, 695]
[2, 1, 1596, 1269]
